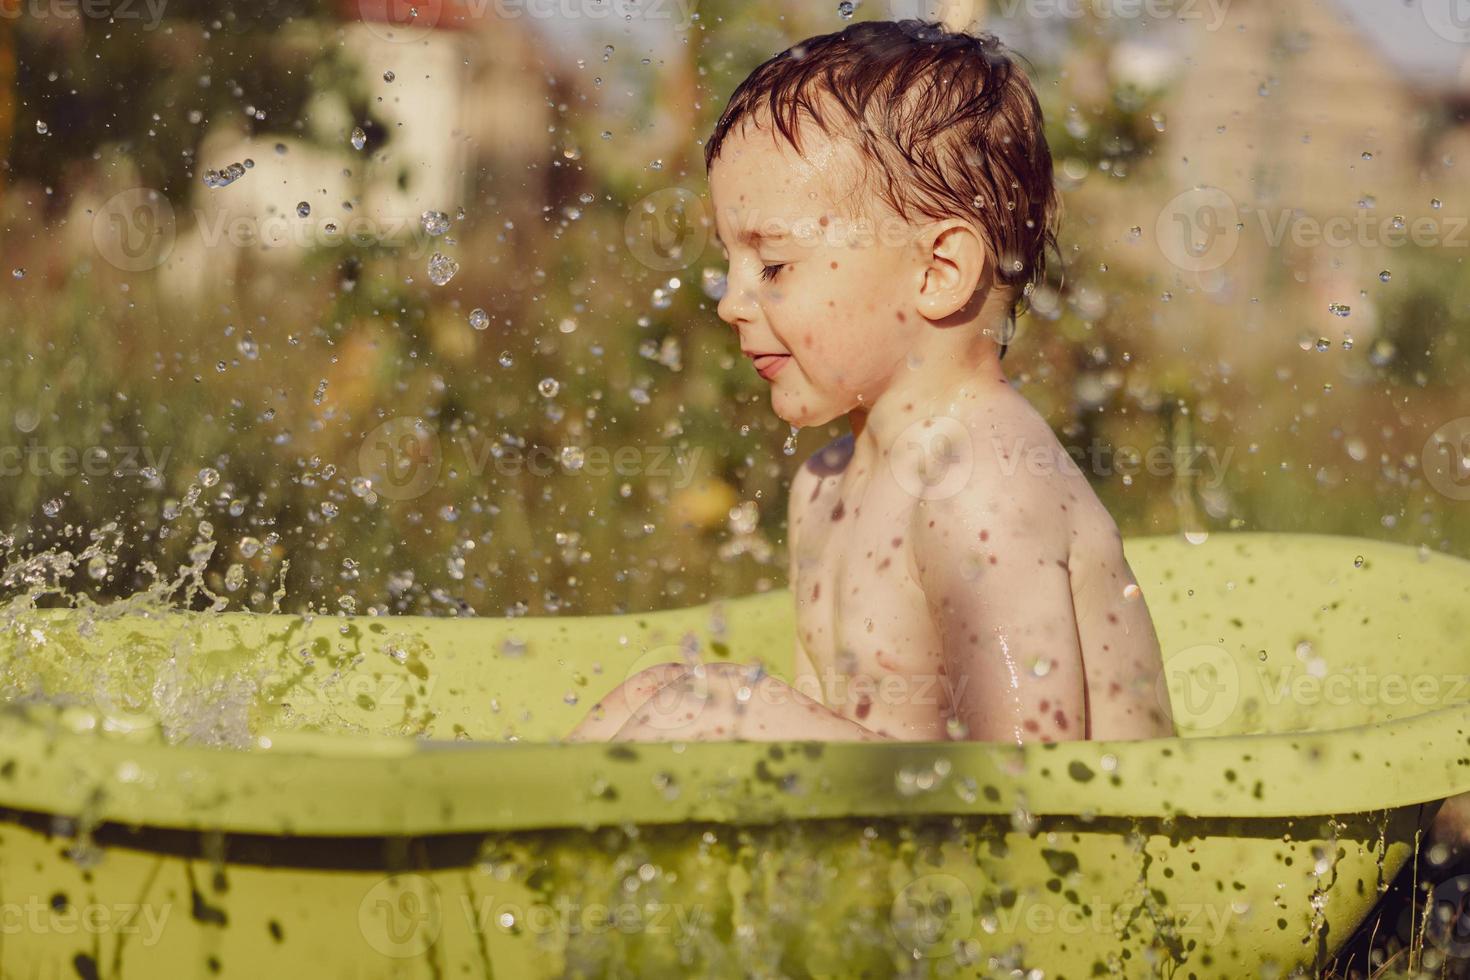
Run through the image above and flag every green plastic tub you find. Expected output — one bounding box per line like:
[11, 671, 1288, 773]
[1, 532, 1468, 978]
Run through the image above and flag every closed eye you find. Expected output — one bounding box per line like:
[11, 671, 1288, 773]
[759, 263, 786, 282]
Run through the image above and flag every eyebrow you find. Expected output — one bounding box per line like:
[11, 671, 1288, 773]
[713, 228, 790, 249]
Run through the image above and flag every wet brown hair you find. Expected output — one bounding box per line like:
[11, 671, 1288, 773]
[704, 19, 1060, 357]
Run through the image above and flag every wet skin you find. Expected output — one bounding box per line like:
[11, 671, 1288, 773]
[567, 118, 1173, 744]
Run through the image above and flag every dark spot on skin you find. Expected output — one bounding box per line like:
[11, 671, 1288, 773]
[896, 311, 906, 323]
[1060, 503, 1067, 511]
[891, 537, 903, 548]
[1023, 719, 1040, 733]
[1108, 682, 1122, 696]
[1107, 613, 1119, 624]
[928, 520, 935, 527]
[1103, 644, 1111, 651]
[819, 215, 830, 227]
[988, 555, 998, 565]
[811, 583, 820, 600]
[968, 633, 978, 643]
[904, 402, 914, 411]
[830, 500, 845, 521]
[1040, 700, 1050, 711]
[803, 333, 813, 348]
[828, 300, 835, 307]
[878, 558, 891, 570]
[830, 261, 838, 269]
[855, 694, 872, 720]
[980, 529, 989, 542]
[1055, 710, 1069, 730]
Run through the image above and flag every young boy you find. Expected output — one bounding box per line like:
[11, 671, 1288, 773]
[568, 18, 1173, 744]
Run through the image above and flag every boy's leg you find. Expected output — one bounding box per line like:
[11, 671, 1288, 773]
[564, 662, 693, 741]
[612, 662, 884, 742]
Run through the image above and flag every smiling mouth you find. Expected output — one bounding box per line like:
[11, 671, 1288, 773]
[749, 354, 791, 380]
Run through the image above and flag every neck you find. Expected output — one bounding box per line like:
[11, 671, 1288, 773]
[848, 295, 1014, 458]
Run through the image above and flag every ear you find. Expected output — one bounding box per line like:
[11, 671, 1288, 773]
[914, 219, 989, 322]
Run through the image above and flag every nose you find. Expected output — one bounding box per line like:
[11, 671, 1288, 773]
[716, 267, 758, 329]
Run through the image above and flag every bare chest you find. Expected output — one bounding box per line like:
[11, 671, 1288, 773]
[790, 477, 952, 736]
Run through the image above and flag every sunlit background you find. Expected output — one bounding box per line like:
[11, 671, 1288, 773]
[1, 0, 1467, 618]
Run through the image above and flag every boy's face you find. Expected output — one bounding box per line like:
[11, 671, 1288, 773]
[709, 121, 925, 428]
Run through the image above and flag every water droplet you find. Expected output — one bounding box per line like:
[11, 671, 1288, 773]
[1314, 337, 1330, 352]
[239, 536, 262, 559]
[350, 127, 367, 151]
[1122, 583, 1141, 600]
[35, 120, 48, 135]
[701, 267, 727, 301]
[383, 70, 396, 82]
[198, 467, 220, 488]
[202, 162, 249, 188]
[560, 446, 585, 471]
[1353, 555, 1364, 568]
[427, 252, 459, 286]
[468, 308, 489, 331]
[351, 477, 374, 498]
[1431, 198, 1442, 210]
[1368, 337, 1396, 367]
[538, 378, 560, 398]
[1327, 302, 1350, 318]
[87, 556, 109, 580]
[296, 201, 311, 218]
[1360, 150, 1372, 160]
[42, 498, 62, 517]
[1340, 335, 1354, 351]
[782, 426, 799, 456]
[11, 268, 24, 280]
[837, 0, 856, 18]
[498, 351, 514, 368]
[422, 210, 451, 237]
[1378, 270, 1391, 282]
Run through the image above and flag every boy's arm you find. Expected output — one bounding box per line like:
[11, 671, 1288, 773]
[911, 493, 1088, 743]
